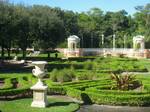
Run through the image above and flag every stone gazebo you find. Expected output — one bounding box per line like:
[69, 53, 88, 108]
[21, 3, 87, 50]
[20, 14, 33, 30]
[132, 35, 149, 58]
[64, 35, 82, 57]
[133, 35, 145, 51]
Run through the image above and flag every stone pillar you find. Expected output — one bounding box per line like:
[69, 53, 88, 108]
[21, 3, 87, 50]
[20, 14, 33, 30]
[113, 34, 116, 50]
[101, 34, 104, 48]
[141, 42, 145, 50]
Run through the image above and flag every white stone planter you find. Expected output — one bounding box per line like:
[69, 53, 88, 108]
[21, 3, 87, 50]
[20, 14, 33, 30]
[31, 61, 48, 108]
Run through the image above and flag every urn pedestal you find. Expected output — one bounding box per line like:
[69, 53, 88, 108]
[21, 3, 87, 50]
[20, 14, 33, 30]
[31, 61, 48, 108]
[31, 85, 48, 108]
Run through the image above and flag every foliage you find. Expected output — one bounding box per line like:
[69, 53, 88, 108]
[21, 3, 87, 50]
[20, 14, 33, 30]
[135, 43, 141, 50]
[1, 57, 150, 106]
[48, 86, 66, 95]
[134, 4, 150, 45]
[50, 68, 75, 83]
[111, 73, 142, 90]
[50, 69, 59, 82]
[84, 60, 95, 70]
[50, 78, 150, 106]
[0, 1, 150, 59]
[77, 71, 97, 80]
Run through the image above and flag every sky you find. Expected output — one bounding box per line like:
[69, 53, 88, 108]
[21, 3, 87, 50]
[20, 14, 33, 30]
[9, 0, 150, 15]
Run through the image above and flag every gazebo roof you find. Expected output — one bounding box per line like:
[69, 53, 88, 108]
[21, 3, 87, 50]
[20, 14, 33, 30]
[133, 35, 144, 41]
[68, 35, 80, 42]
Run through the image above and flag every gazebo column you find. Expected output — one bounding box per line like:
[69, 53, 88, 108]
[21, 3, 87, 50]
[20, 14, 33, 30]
[133, 41, 136, 50]
[141, 42, 145, 50]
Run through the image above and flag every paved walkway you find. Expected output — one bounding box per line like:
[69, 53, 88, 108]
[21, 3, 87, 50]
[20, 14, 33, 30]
[77, 104, 150, 112]
[122, 72, 150, 75]
[48, 95, 74, 102]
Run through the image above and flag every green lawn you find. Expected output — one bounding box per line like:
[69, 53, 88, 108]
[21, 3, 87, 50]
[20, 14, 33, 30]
[0, 97, 79, 112]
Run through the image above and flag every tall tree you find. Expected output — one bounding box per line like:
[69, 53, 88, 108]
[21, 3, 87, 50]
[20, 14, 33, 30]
[134, 4, 150, 48]
[31, 5, 64, 57]
[14, 5, 31, 59]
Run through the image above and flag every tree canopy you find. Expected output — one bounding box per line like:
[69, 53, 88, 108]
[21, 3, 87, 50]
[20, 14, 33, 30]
[0, 1, 149, 58]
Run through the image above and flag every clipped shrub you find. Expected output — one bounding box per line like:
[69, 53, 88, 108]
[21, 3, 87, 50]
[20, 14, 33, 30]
[0, 87, 31, 97]
[0, 78, 13, 90]
[66, 87, 82, 101]
[11, 78, 18, 88]
[48, 86, 66, 95]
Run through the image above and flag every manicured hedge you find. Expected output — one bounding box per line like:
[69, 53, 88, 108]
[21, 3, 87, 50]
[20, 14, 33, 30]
[66, 87, 82, 101]
[86, 91, 150, 106]
[48, 86, 66, 95]
[85, 87, 148, 95]
[68, 57, 96, 62]
[46, 79, 150, 106]
[1, 77, 150, 106]
[0, 75, 34, 97]
[0, 87, 30, 96]
[1, 57, 150, 106]
[0, 78, 13, 90]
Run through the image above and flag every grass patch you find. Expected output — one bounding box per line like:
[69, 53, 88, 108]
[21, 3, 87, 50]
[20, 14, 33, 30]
[0, 97, 79, 112]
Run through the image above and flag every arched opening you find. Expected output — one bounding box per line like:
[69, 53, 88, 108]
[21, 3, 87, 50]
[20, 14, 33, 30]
[135, 43, 141, 50]
[72, 43, 75, 50]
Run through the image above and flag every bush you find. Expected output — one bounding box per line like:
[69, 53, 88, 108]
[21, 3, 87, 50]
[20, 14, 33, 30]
[50, 69, 58, 82]
[57, 69, 75, 82]
[77, 71, 97, 80]
[0, 78, 13, 90]
[84, 60, 95, 70]
[50, 68, 75, 83]
[111, 73, 142, 91]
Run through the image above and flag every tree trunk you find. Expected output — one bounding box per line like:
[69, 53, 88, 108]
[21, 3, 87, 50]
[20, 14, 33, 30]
[7, 41, 11, 58]
[47, 51, 50, 58]
[7, 48, 11, 58]
[1, 45, 4, 60]
[22, 49, 26, 59]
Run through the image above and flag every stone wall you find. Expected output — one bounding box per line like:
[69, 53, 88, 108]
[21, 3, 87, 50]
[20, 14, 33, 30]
[56, 48, 150, 59]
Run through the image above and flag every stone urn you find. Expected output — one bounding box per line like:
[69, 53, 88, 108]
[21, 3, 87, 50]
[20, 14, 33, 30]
[31, 61, 48, 108]
[13, 56, 18, 61]
[32, 61, 47, 87]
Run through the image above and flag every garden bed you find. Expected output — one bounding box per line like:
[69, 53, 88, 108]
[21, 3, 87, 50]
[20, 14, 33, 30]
[1, 57, 150, 107]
